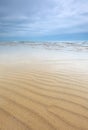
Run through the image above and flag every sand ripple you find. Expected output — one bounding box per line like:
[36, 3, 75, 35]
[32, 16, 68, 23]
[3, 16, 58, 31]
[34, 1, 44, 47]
[0, 65, 88, 130]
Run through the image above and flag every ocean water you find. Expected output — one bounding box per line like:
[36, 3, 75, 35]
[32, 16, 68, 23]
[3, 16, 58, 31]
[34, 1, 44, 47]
[0, 41, 88, 64]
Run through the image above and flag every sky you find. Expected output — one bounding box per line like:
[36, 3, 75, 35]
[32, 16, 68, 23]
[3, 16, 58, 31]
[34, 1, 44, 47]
[0, 0, 88, 41]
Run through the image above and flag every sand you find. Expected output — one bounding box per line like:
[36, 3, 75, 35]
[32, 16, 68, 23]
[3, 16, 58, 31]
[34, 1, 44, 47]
[0, 42, 88, 130]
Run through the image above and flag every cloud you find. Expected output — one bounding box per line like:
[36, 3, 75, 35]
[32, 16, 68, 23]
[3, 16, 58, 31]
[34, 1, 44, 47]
[0, 0, 88, 39]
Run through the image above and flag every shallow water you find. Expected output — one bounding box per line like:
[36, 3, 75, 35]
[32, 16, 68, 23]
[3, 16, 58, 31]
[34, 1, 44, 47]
[0, 42, 88, 63]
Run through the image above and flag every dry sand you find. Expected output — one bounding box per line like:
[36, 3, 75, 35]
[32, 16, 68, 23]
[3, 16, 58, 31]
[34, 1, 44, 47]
[0, 43, 88, 130]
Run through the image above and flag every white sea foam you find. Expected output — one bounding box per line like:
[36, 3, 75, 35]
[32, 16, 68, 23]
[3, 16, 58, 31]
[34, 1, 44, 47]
[0, 42, 88, 62]
[0, 41, 88, 52]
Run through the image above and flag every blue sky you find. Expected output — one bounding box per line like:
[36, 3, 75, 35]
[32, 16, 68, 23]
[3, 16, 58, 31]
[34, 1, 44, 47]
[0, 0, 88, 41]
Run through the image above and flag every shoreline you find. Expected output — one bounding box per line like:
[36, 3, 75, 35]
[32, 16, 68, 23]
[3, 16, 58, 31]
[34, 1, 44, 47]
[0, 44, 88, 130]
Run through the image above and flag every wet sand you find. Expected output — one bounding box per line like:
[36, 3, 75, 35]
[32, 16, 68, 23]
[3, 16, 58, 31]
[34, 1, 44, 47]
[0, 42, 88, 130]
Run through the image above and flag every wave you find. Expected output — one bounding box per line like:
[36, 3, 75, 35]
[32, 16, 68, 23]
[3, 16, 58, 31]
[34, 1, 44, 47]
[0, 41, 88, 52]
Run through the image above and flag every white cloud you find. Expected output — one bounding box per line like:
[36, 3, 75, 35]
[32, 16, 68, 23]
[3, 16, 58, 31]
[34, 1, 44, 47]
[0, 0, 88, 38]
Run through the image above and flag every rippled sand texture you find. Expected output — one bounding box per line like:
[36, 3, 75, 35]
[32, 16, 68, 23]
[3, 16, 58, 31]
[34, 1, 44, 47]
[0, 42, 88, 130]
[0, 63, 88, 130]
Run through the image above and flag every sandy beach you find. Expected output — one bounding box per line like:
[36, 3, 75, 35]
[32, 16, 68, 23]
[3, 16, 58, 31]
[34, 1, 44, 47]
[0, 42, 88, 130]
